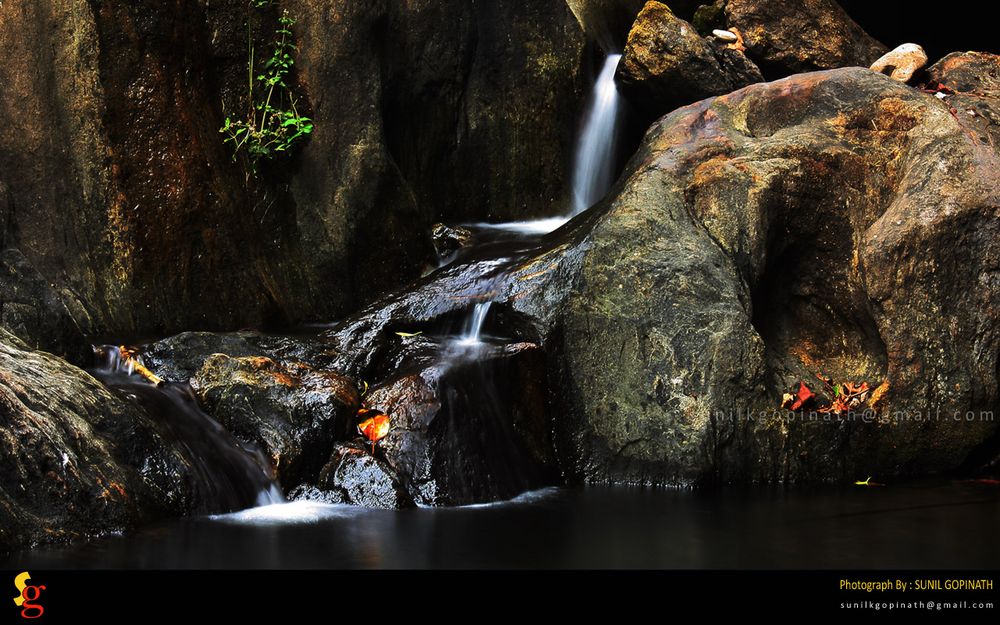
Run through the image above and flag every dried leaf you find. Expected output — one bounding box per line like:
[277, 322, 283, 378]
[395, 331, 423, 337]
[843, 381, 869, 395]
[789, 381, 814, 411]
[357, 409, 391, 454]
[118, 346, 164, 386]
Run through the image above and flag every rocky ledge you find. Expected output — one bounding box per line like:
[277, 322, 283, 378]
[1, 10, 998, 550]
[117, 52, 1000, 503]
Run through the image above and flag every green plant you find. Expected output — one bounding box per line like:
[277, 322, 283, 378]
[220, 6, 313, 171]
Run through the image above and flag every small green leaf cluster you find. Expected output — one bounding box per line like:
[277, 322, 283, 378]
[221, 6, 312, 172]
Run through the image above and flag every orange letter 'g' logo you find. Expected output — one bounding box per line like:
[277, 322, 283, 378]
[12, 572, 45, 619]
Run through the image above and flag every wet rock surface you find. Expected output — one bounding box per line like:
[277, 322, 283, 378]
[190, 353, 359, 490]
[724, 0, 887, 77]
[291, 443, 414, 510]
[0, 330, 190, 551]
[362, 341, 554, 506]
[617, 1, 763, 114]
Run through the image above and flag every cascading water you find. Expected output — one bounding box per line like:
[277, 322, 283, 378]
[92, 346, 283, 512]
[464, 52, 624, 237]
[456, 302, 492, 346]
[425, 51, 629, 502]
[571, 53, 623, 215]
[447, 53, 626, 344]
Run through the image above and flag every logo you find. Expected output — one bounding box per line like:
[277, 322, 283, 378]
[12, 572, 45, 619]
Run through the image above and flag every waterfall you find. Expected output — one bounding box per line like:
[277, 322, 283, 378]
[92, 345, 284, 512]
[571, 53, 623, 215]
[460, 52, 625, 238]
[457, 302, 492, 346]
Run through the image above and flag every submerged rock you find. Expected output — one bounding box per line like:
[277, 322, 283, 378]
[870, 43, 928, 83]
[724, 0, 887, 77]
[617, 2, 763, 114]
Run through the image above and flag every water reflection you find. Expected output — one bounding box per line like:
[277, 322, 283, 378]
[8, 482, 999, 569]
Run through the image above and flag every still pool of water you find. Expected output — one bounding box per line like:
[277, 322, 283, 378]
[7, 481, 999, 569]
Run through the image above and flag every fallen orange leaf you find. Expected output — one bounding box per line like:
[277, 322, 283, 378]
[357, 409, 391, 454]
[789, 381, 814, 411]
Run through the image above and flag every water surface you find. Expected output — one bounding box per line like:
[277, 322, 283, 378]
[9, 482, 999, 569]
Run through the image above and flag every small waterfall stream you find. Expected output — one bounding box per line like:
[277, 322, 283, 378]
[571, 53, 623, 215]
[92, 346, 283, 513]
[463, 52, 625, 237]
[456, 302, 493, 347]
[87, 49, 628, 513]
[422, 50, 629, 502]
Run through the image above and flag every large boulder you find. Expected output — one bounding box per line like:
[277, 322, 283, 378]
[724, 0, 887, 77]
[0, 330, 188, 550]
[616, 1, 763, 114]
[558, 59, 1000, 484]
[321, 57, 1000, 486]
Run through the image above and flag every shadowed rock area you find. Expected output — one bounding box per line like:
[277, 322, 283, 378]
[724, 0, 887, 77]
[0, 330, 188, 550]
[0, 0, 589, 343]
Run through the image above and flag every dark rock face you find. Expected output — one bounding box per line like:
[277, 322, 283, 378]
[0, 330, 189, 550]
[0, 0, 588, 340]
[0, 249, 88, 363]
[362, 342, 554, 506]
[724, 0, 887, 77]
[190, 353, 359, 490]
[566, 0, 648, 50]
[616, 1, 763, 114]
[929, 52, 1000, 97]
[0, 0, 297, 338]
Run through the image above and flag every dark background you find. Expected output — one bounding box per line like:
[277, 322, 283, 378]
[840, 1, 998, 62]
